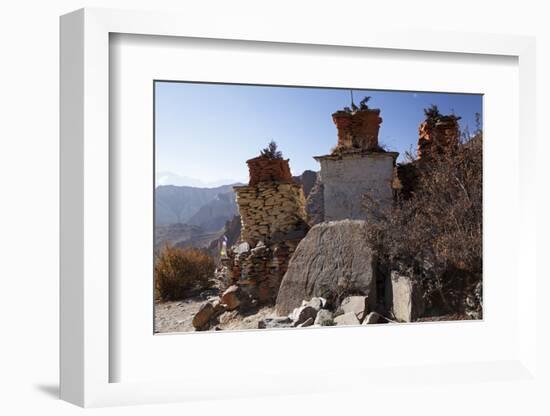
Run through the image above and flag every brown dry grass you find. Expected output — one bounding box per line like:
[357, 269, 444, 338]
[155, 245, 216, 301]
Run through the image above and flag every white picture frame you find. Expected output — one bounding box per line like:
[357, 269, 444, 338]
[60, 8, 538, 408]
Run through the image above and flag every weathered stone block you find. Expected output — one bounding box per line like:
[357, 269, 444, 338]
[338, 296, 369, 322]
[390, 271, 425, 322]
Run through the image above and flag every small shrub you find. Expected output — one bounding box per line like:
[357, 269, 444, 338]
[155, 245, 216, 301]
[359, 95, 371, 110]
[423, 104, 443, 127]
[260, 140, 283, 159]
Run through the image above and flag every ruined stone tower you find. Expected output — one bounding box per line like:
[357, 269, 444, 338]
[234, 156, 308, 245]
[417, 115, 460, 160]
[314, 104, 398, 221]
[224, 151, 309, 305]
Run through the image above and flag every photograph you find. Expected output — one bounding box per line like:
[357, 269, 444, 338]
[153, 81, 483, 333]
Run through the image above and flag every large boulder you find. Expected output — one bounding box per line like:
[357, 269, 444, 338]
[275, 220, 377, 315]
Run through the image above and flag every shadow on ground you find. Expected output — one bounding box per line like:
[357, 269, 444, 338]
[35, 384, 59, 399]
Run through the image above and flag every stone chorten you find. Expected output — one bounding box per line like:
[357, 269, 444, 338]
[417, 115, 460, 160]
[234, 156, 308, 245]
[226, 151, 309, 305]
[314, 102, 398, 221]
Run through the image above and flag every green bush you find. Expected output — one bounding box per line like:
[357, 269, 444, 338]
[155, 245, 215, 301]
[260, 140, 283, 159]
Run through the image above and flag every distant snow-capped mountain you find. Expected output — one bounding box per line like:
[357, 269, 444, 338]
[155, 171, 244, 188]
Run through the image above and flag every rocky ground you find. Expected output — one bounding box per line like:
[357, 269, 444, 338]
[154, 292, 470, 334]
[155, 297, 276, 333]
[154, 298, 204, 333]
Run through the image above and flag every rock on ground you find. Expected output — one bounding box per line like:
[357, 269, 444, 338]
[275, 220, 376, 315]
[258, 316, 294, 329]
[390, 271, 424, 322]
[333, 312, 360, 326]
[338, 296, 369, 322]
[297, 317, 314, 327]
[155, 298, 276, 333]
[293, 306, 318, 327]
[192, 302, 215, 330]
[221, 285, 242, 311]
[155, 298, 205, 333]
[314, 309, 334, 326]
[304, 297, 326, 311]
[363, 311, 382, 324]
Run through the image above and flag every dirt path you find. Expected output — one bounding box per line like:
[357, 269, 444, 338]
[154, 297, 206, 333]
[155, 297, 276, 334]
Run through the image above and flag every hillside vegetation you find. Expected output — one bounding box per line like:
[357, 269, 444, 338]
[366, 131, 482, 317]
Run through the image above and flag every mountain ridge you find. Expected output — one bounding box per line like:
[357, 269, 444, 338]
[155, 183, 240, 226]
[154, 171, 318, 251]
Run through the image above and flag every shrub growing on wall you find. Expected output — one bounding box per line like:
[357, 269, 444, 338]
[155, 245, 216, 301]
[259, 140, 283, 159]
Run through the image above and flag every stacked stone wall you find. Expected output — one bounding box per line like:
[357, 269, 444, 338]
[223, 239, 301, 305]
[234, 182, 308, 246]
[220, 157, 309, 307]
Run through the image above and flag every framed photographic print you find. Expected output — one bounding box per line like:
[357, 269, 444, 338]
[60, 8, 538, 408]
[152, 81, 483, 334]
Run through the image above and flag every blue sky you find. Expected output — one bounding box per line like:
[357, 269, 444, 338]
[155, 82, 482, 187]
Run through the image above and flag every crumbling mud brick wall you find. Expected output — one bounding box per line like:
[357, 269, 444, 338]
[246, 156, 293, 186]
[332, 108, 383, 152]
[417, 116, 460, 160]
